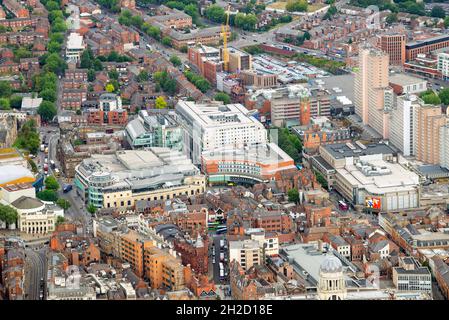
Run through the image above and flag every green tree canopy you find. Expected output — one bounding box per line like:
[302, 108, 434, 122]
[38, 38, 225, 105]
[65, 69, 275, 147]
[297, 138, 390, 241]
[45, 175, 60, 191]
[214, 92, 231, 104]
[287, 188, 300, 203]
[38, 101, 57, 122]
[37, 190, 58, 202]
[0, 204, 18, 226]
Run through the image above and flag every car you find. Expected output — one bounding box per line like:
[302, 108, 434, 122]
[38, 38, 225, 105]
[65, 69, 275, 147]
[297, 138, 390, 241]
[253, 39, 257, 42]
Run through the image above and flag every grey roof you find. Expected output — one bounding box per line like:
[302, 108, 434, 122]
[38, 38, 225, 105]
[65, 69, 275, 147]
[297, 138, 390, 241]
[126, 118, 146, 140]
[11, 196, 43, 210]
[323, 142, 396, 159]
[369, 240, 389, 253]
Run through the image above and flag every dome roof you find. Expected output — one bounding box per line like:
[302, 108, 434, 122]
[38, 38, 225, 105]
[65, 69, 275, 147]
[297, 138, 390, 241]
[320, 255, 343, 273]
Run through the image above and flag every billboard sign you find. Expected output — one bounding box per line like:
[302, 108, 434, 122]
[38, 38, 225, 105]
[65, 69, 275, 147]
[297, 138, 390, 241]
[365, 197, 381, 210]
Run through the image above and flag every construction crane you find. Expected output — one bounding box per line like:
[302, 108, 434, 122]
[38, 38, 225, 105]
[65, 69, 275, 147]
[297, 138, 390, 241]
[221, 5, 231, 72]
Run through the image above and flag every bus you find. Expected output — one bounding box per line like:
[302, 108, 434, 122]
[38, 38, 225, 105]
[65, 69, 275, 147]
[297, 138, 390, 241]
[208, 221, 220, 230]
[338, 200, 349, 211]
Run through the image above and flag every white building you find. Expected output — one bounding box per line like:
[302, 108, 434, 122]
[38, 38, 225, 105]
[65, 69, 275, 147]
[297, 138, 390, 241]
[389, 94, 420, 157]
[439, 124, 449, 170]
[392, 257, 432, 295]
[66, 32, 86, 63]
[99, 93, 122, 112]
[389, 73, 427, 95]
[317, 255, 347, 300]
[11, 196, 60, 234]
[21, 97, 43, 115]
[245, 228, 279, 257]
[229, 239, 261, 271]
[437, 52, 449, 81]
[175, 100, 267, 164]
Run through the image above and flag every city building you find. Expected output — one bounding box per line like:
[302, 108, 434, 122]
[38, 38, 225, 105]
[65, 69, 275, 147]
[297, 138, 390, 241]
[388, 94, 420, 157]
[65, 32, 86, 63]
[74, 149, 206, 209]
[125, 110, 182, 151]
[377, 33, 406, 66]
[7, 194, 63, 234]
[175, 101, 267, 165]
[248, 85, 312, 127]
[201, 142, 297, 185]
[416, 104, 447, 165]
[187, 45, 222, 85]
[389, 73, 427, 95]
[317, 255, 347, 300]
[392, 257, 432, 295]
[437, 51, 449, 81]
[406, 34, 449, 61]
[315, 142, 420, 211]
[440, 124, 449, 170]
[354, 46, 392, 139]
[229, 239, 261, 271]
[226, 47, 252, 73]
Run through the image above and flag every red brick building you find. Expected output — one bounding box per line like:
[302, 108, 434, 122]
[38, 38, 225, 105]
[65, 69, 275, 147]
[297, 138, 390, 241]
[173, 235, 209, 274]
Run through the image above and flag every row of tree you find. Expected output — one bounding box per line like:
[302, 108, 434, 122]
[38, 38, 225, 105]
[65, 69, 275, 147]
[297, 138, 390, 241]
[184, 70, 211, 93]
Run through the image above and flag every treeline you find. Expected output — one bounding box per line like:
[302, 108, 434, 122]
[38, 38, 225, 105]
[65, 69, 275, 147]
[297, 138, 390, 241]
[184, 70, 210, 93]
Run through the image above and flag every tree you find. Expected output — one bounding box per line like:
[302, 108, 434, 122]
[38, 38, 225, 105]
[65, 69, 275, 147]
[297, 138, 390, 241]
[0, 98, 10, 110]
[0, 204, 18, 227]
[431, 6, 445, 19]
[38, 101, 57, 122]
[37, 190, 58, 202]
[105, 83, 115, 93]
[205, 4, 225, 23]
[214, 92, 231, 104]
[87, 69, 96, 82]
[286, 0, 308, 12]
[13, 120, 40, 154]
[421, 91, 441, 105]
[56, 216, 66, 225]
[314, 170, 328, 189]
[10, 96, 22, 109]
[170, 55, 182, 67]
[45, 0, 60, 11]
[386, 12, 398, 25]
[39, 88, 57, 102]
[56, 199, 71, 210]
[108, 69, 119, 80]
[445, 16, 449, 29]
[137, 70, 149, 82]
[80, 48, 94, 69]
[45, 175, 60, 191]
[162, 36, 172, 47]
[87, 203, 97, 215]
[287, 188, 300, 203]
[44, 53, 67, 75]
[439, 88, 449, 105]
[184, 4, 199, 23]
[155, 96, 167, 109]
[0, 81, 12, 98]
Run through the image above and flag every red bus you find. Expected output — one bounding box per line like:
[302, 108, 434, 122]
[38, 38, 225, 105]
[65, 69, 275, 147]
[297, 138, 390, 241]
[338, 201, 349, 211]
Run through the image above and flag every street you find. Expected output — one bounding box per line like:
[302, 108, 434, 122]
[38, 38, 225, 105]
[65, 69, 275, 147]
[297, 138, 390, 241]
[24, 248, 47, 300]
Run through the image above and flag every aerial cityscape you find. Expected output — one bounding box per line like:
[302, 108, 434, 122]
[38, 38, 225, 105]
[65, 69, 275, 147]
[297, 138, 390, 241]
[1, 0, 449, 304]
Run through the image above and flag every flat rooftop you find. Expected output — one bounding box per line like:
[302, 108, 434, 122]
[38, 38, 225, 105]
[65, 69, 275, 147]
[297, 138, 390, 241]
[175, 100, 263, 129]
[281, 243, 341, 286]
[323, 142, 396, 160]
[337, 156, 420, 194]
[389, 73, 426, 86]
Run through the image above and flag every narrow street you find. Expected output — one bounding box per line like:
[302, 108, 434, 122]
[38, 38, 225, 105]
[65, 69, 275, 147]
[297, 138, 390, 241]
[24, 248, 47, 300]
